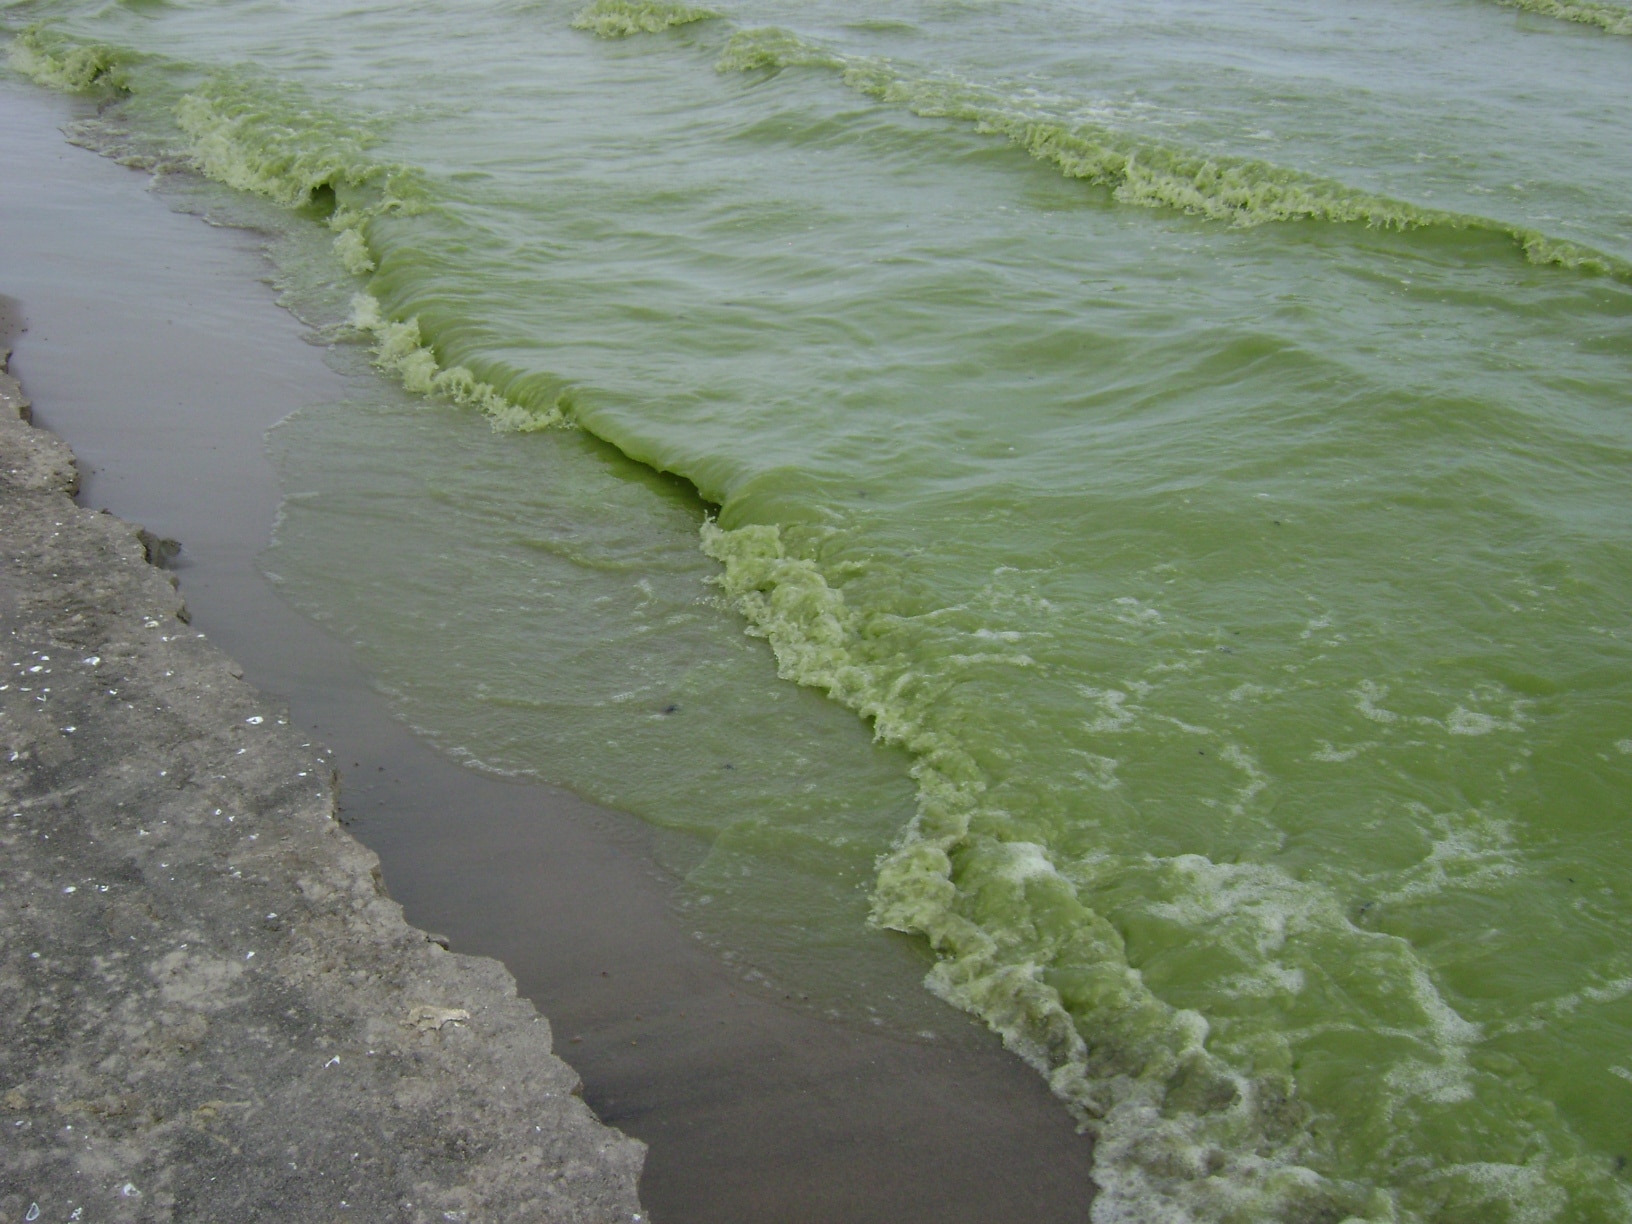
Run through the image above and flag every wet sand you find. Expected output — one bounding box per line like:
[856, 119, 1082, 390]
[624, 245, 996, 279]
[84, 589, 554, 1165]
[0, 78, 1096, 1222]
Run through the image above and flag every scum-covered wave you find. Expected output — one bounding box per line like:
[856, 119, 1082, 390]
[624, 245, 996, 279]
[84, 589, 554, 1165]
[7, 21, 135, 90]
[700, 519, 1631, 1223]
[570, 0, 719, 38]
[8, 25, 567, 432]
[173, 74, 566, 429]
[715, 26, 1630, 279]
[173, 71, 402, 213]
[349, 295, 565, 432]
[1490, 0, 1632, 34]
[175, 74, 569, 429]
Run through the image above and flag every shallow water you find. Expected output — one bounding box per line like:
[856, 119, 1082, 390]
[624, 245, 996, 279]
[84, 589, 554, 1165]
[6, 0, 1631, 1218]
[0, 78, 1100, 1224]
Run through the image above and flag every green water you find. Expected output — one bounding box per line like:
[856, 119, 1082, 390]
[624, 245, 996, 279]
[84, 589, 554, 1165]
[7, 0, 1632, 1217]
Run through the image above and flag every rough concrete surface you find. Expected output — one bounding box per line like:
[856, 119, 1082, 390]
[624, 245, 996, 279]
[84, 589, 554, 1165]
[0, 350, 648, 1223]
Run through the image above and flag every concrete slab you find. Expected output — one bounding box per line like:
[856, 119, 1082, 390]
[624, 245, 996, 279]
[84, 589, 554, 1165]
[0, 351, 647, 1224]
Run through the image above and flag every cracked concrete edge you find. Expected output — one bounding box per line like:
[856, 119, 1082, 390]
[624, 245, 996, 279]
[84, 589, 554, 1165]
[0, 351, 77, 499]
[0, 350, 650, 1224]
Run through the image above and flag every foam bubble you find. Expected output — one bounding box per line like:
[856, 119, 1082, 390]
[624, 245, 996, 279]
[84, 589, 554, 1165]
[1447, 706, 1501, 735]
[1311, 741, 1365, 763]
[994, 841, 1059, 884]
[1353, 679, 1400, 724]
[1079, 686, 1141, 733]
[1375, 806, 1519, 904]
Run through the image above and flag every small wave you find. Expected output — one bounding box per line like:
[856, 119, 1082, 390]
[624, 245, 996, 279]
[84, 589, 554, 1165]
[698, 519, 1360, 1220]
[173, 71, 408, 212]
[11, 25, 568, 433]
[350, 295, 565, 432]
[7, 23, 136, 92]
[716, 26, 1630, 280]
[1492, 0, 1632, 34]
[570, 0, 719, 38]
[173, 72, 569, 430]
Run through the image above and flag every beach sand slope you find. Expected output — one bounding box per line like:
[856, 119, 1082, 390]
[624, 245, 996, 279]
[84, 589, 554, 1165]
[0, 348, 646, 1224]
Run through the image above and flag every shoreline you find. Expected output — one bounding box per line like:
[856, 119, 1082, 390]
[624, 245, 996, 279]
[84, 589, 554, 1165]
[0, 77, 1098, 1222]
[0, 346, 649, 1222]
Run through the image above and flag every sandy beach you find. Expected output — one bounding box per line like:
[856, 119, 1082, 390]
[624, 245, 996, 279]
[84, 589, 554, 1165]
[0, 77, 1096, 1222]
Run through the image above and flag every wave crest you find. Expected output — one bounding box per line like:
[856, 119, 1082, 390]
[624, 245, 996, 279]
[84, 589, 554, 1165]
[8, 23, 135, 92]
[1494, 0, 1632, 35]
[350, 295, 565, 432]
[717, 26, 1629, 278]
[571, 0, 719, 39]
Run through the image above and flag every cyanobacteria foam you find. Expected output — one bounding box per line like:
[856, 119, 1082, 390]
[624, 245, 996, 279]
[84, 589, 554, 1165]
[9, 0, 1632, 1218]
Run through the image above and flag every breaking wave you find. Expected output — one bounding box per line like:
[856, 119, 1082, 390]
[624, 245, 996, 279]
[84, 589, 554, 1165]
[571, 0, 719, 38]
[1490, 0, 1632, 35]
[699, 520, 1631, 1223]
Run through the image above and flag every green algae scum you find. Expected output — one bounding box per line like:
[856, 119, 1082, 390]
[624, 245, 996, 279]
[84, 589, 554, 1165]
[7, 0, 1632, 1217]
